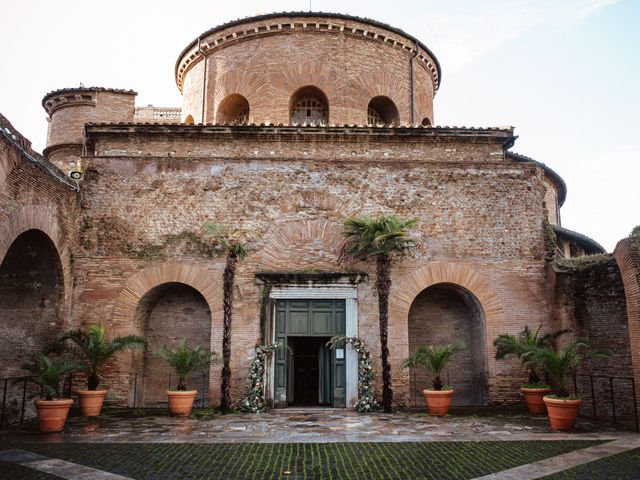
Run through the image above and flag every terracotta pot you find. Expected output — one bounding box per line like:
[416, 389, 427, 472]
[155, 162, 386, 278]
[34, 399, 74, 433]
[543, 396, 581, 430]
[77, 389, 107, 417]
[167, 390, 197, 416]
[422, 389, 454, 416]
[521, 387, 551, 414]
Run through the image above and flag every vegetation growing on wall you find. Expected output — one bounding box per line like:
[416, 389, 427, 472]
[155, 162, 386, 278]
[543, 220, 557, 262]
[555, 254, 613, 272]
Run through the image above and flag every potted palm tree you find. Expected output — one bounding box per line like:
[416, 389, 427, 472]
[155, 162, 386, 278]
[26, 353, 82, 432]
[341, 215, 417, 413]
[534, 338, 608, 430]
[402, 342, 465, 416]
[58, 324, 146, 417]
[155, 339, 217, 416]
[493, 325, 570, 414]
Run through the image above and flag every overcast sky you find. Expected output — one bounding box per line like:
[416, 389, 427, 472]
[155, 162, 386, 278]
[1, 0, 637, 251]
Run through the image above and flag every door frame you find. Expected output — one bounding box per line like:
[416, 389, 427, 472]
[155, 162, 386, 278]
[267, 285, 358, 408]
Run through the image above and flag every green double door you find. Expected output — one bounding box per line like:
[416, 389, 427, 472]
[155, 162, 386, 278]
[274, 300, 346, 408]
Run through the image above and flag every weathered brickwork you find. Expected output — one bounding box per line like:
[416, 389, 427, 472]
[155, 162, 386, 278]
[177, 14, 438, 125]
[550, 256, 634, 424]
[0, 114, 78, 377]
[0, 13, 637, 414]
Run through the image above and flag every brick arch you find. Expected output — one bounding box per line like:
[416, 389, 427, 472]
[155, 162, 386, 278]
[351, 71, 409, 122]
[613, 238, 640, 415]
[212, 70, 268, 122]
[0, 204, 72, 325]
[388, 261, 506, 404]
[256, 219, 344, 271]
[112, 262, 222, 326]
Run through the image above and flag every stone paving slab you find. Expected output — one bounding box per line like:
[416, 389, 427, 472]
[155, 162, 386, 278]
[1, 448, 133, 479]
[472, 437, 640, 479]
[1, 408, 636, 445]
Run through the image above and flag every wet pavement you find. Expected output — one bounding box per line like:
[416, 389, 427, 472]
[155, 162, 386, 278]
[0, 407, 636, 444]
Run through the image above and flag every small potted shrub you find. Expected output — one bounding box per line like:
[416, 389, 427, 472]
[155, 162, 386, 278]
[493, 326, 570, 414]
[25, 353, 82, 432]
[402, 342, 465, 416]
[155, 339, 217, 416]
[534, 339, 608, 430]
[58, 324, 146, 417]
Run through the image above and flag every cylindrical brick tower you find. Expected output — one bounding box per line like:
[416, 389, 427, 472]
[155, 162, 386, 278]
[42, 87, 137, 172]
[175, 12, 441, 126]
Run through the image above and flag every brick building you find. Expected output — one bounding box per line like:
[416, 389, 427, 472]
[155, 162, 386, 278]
[1, 12, 639, 414]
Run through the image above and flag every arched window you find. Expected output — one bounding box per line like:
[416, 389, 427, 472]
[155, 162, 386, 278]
[421, 117, 431, 127]
[289, 86, 328, 126]
[367, 96, 399, 126]
[216, 94, 250, 124]
[184, 115, 195, 125]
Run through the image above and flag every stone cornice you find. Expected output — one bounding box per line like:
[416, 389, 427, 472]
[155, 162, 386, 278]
[84, 123, 515, 146]
[175, 12, 441, 94]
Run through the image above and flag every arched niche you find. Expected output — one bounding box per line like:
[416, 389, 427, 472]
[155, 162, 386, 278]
[0, 229, 63, 376]
[421, 117, 432, 126]
[289, 86, 329, 126]
[216, 94, 250, 124]
[367, 96, 399, 125]
[184, 114, 195, 125]
[407, 283, 488, 406]
[132, 282, 212, 406]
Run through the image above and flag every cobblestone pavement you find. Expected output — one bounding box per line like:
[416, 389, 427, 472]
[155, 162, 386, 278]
[0, 408, 638, 479]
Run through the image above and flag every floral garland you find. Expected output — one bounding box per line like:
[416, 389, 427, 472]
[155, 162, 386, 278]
[239, 343, 279, 413]
[328, 336, 379, 413]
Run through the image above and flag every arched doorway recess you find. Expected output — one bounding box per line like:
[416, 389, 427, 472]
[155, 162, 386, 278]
[407, 283, 488, 406]
[132, 282, 212, 406]
[0, 229, 63, 376]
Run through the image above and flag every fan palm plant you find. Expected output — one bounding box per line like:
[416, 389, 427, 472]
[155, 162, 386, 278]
[25, 353, 82, 400]
[202, 222, 249, 413]
[155, 339, 217, 391]
[25, 353, 82, 432]
[402, 342, 465, 391]
[341, 215, 417, 412]
[532, 338, 608, 398]
[58, 323, 146, 390]
[493, 325, 570, 385]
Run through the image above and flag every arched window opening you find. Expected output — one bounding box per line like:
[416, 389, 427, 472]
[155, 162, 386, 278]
[184, 115, 195, 125]
[367, 96, 399, 126]
[0, 229, 63, 377]
[421, 117, 431, 127]
[216, 94, 250, 124]
[407, 283, 488, 406]
[132, 282, 212, 407]
[289, 86, 328, 126]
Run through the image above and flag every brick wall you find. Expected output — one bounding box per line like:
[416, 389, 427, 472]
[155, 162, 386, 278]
[551, 256, 634, 425]
[407, 284, 488, 406]
[178, 14, 437, 125]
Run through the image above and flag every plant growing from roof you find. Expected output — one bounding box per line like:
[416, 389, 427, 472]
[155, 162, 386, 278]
[341, 215, 417, 413]
[202, 222, 249, 413]
[402, 342, 465, 391]
[57, 323, 146, 390]
[493, 325, 570, 386]
[155, 339, 217, 391]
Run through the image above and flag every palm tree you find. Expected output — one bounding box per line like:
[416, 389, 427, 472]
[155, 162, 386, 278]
[202, 222, 248, 413]
[25, 353, 82, 400]
[341, 215, 417, 412]
[402, 342, 465, 390]
[532, 339, 608, 398]
[155, 339, 217, 391]
[58, 324, 146, 390]
[493, 325, 570, 385]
